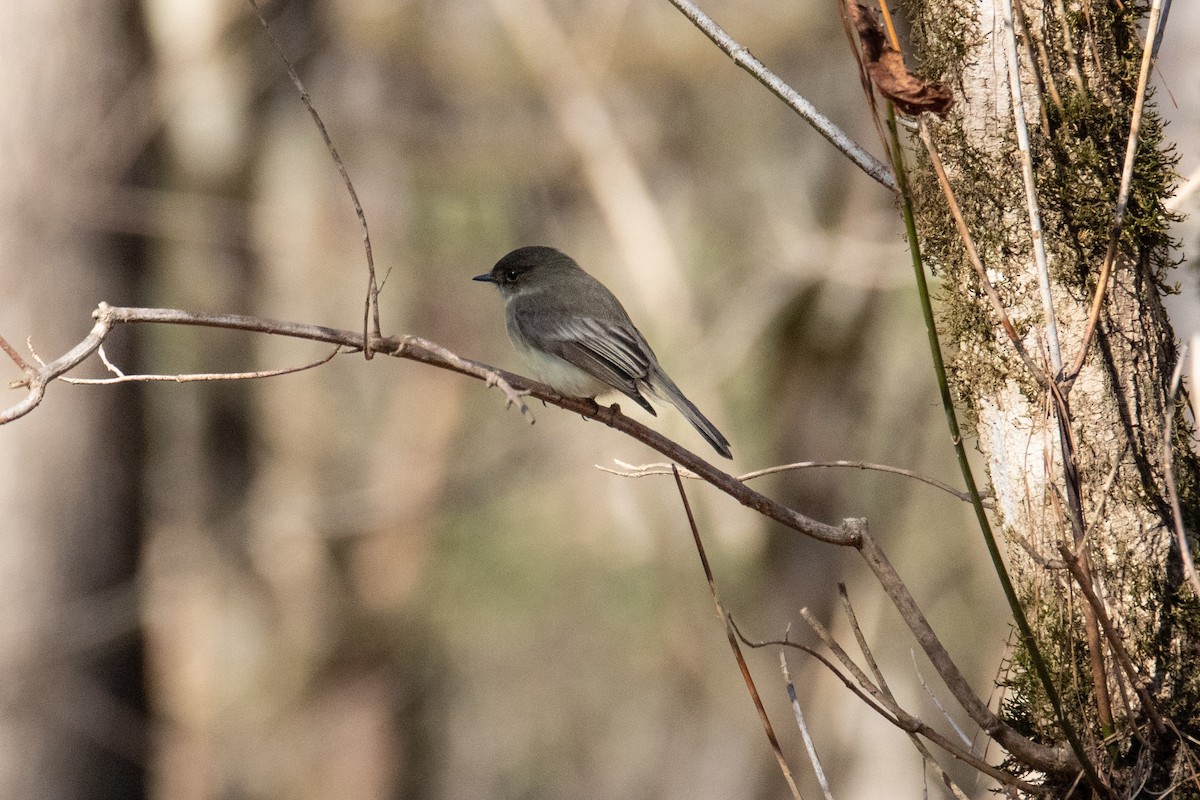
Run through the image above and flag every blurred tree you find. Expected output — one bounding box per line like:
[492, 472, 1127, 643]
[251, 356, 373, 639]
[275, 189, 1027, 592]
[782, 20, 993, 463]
[0, 2, 148, 799]
[7, 0, 1199, 798]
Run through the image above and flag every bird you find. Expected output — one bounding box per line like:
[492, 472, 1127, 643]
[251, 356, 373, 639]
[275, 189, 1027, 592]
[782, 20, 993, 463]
[474, 246, 732, 459]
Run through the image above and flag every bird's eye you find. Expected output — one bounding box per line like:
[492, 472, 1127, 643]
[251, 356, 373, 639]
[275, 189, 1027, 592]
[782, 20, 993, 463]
[504, 270, 519, 282]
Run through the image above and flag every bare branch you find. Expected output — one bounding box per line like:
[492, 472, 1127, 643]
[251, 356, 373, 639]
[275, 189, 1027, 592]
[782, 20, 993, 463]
[245, 0, 382, 357]
[664, 0, 896, 191]
[780, 651, 836, 800]
[2, 303, 852, 546]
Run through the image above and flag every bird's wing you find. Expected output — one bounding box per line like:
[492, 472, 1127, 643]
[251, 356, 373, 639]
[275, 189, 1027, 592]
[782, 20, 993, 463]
[522, 314, 657, 414]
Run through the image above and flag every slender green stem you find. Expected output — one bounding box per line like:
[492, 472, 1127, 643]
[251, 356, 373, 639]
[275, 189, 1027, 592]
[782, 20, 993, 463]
[886, 107, 1106, 795]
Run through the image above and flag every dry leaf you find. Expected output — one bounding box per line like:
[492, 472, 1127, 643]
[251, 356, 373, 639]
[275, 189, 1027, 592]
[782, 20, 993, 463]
[849, 3, 954, 117]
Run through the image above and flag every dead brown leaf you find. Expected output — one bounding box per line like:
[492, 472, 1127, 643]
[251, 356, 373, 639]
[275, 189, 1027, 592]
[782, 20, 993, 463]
[849, 3, 954, 117]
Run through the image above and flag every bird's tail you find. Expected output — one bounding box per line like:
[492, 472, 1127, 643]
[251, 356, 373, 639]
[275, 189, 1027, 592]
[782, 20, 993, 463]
[647, 371, 733, 459]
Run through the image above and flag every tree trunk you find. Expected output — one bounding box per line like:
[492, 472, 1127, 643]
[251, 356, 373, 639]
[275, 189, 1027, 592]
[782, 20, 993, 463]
[909, 0, 1198, 794]
[0, 2, 147, 798]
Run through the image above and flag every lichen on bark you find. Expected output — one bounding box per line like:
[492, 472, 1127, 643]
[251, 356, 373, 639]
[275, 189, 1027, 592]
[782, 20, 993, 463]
[900, 0, 1199, 792]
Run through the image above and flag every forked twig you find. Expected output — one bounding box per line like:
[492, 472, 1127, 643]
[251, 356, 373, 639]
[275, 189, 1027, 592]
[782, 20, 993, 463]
[736, 619, 1039, 793]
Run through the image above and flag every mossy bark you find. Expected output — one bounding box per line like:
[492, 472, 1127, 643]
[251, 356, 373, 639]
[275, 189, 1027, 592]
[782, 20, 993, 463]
[905, 0, 1199, 794]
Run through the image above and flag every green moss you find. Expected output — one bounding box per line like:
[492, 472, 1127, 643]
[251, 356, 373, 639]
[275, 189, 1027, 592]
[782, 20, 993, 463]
[902, 0, 1181, 425]
[899, 0, 1197, 791]
[901, 0, 978, 82]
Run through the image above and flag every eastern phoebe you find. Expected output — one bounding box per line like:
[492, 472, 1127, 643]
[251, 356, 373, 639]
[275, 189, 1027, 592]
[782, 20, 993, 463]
[474, 246, 732, 459]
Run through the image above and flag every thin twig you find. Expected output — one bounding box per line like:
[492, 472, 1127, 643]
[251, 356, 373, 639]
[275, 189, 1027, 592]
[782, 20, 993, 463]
[1051, 0, 1087, 95]
[245, 0, 381, 358]
[1057, 543, 1166, 736]
[664, 0, 896, 191]
[740, 460, 982, 504]
[836, 585, 891, 698]
[59, 344, 343, 384]
[734, 623, 1042, 793]
[998, 0, 1063, 377]
[1018, 0, 1064, 117]
[798, 608, 886, 707]
[1009, 0, 1050, 138]
[1048, 382, 1115, 742]
[837, 584, 970, 800]
[670, 466, 804, 800]
[909, 651, 973, 750]
[0, 334, 31, 372]
[781, 651, 836, 800]
[917, 120, 1048, 387]
[1066, 0, 1166, 383]
[597, 458, 987, 506]
[1163, 343, 1200, 601]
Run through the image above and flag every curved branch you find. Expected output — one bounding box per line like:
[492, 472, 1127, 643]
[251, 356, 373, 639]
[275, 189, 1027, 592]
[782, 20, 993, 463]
[4, 303, 849, 545]
[246, 0, 382, 357]
[2, 316, 112, 424]
[855, 529, 1077, 774]
[1, 302, 1079, 777]
[598, 457, 988, 505]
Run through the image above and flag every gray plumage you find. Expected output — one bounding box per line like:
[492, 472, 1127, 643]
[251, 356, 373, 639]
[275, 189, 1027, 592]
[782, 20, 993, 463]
[474, 246, 732, 459]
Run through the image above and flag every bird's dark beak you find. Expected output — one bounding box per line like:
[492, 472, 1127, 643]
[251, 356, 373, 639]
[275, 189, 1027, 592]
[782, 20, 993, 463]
[472, 273, 496, 283]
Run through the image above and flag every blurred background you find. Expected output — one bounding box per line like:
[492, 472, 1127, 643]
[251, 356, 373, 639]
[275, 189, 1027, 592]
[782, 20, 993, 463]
[2, 1, 1197, 798]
